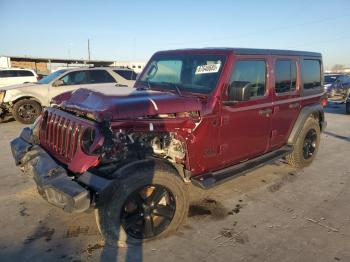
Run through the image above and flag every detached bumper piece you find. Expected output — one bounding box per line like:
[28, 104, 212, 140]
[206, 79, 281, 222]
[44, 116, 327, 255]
[10, 127, 90, 213]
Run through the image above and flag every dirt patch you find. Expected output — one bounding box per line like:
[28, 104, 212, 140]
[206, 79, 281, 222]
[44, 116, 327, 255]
[268, 172, 297, 193]
[83, 243, 104, 257]
[218, 226, 249, 245]
[24, 227, 55, 244]
[19, 202, 29, 217]
[188, 198, 228, 220]
[64, 225, 99, 238]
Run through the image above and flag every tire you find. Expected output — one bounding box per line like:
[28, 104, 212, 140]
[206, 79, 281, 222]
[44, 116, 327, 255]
[12, 99, 42, 124]
[95, 162, 189, 246]
[286, 117, 321, 168]
[346, 103, 350, 115]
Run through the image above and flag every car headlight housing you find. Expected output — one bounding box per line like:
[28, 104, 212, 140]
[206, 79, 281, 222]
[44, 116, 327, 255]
[0, 91, 5, 103]
[323, 84, 332, 91]
[31, 114, 42, 144]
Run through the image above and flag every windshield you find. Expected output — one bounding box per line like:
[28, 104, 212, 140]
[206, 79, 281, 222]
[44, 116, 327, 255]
[139, 54, 227, 94]
[37, 69, 68, 84]
[324, 75, 338, 83]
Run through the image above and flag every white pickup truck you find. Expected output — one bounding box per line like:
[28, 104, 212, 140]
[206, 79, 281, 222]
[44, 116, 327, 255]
[0, 67, 136, 124]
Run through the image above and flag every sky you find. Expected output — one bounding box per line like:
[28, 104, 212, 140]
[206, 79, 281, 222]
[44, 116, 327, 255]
[0, 0, 350, 70]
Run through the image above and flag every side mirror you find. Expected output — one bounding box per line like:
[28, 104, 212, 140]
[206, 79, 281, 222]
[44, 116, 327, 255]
[52, 79, 64, 87]
[224, 82, 251, 105]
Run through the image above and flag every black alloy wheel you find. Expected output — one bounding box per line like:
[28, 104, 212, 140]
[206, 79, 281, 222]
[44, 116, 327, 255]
[303, 129, 317, 159]
[120, 184, 176, 239]
[12, 99, 42, 124]
[18, 103, 38, 122]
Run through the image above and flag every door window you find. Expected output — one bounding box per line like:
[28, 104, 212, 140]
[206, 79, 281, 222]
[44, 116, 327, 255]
[229, 60, 266, 99]
[60, 71, 88, 85]
[17, 70, 34, 77]
[88, 70, 116, 83]
[303, 59, 321, 89]
[275, 60, 296, 94]
[0, 70, 19, 78]
[113, 69, 138, 80]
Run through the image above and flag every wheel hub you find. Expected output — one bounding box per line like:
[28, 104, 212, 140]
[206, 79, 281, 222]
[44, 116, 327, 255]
[121, 184, 176, 239]
[303, 129, 317, 159]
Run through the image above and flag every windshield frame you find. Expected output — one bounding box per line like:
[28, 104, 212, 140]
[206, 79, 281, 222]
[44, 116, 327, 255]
[137, 53, 228, 95]
[37, 69, 68, 84]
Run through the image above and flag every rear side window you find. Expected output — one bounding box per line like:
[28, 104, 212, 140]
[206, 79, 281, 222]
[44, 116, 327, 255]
[114, 69, 138, 80]
[303, 59, 321, 89]
[17, 70, 34, 77]
[88, 70, 116, 84]
[275, 60, 296, 94]
[229, 60, 266, 99]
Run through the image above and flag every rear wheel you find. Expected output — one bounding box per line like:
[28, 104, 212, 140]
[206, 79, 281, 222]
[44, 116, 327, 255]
[95, 162, 189, 246]
[12, 99, 42, 124]
[286, 117, 320, 168]
[346, 102, 350, 114]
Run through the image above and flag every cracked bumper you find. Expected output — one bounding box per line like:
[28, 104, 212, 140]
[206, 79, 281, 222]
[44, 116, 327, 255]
[10, 127, 91, 213]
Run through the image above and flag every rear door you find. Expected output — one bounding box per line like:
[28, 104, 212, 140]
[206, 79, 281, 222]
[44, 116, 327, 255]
[219, 56, 273, 167]
[17, 70, 37, 84]
[82, 69, 117, 89]
[270, 57, 300, 149]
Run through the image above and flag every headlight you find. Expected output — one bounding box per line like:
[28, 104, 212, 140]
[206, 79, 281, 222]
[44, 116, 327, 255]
[324, 84, 332, 90]
[31, 115, 42, 143]
[0, 91, 5, 103]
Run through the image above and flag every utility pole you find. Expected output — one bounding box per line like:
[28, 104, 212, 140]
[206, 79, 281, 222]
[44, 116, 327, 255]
[87, 39, 91, 61]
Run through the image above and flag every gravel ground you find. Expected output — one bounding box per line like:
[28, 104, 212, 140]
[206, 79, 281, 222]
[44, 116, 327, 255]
[0, 101, 349, 262]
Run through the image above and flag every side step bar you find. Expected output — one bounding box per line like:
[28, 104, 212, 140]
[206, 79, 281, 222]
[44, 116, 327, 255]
[191, 145, 293, 189]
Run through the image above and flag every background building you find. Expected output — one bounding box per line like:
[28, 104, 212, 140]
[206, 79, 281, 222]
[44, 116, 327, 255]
[0, 56, 146, 74]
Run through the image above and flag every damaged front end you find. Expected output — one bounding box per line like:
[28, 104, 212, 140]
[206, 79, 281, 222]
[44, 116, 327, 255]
[11, 126, 91, 213]
[10, 105, 198, 213]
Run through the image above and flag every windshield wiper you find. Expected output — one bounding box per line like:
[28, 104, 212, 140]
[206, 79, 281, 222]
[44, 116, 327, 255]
[159, 82, 183, 97]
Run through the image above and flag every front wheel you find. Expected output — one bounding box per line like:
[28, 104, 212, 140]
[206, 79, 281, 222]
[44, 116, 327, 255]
[12, 99, 42, 124]
[95, 162, 189, 246]
[286, 117, 321, 168]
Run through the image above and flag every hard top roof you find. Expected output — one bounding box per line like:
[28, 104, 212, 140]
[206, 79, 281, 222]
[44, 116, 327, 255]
[156, 47, 321, 57]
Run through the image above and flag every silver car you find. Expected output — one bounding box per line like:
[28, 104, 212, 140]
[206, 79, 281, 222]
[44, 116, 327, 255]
[0, 67, 137, 124]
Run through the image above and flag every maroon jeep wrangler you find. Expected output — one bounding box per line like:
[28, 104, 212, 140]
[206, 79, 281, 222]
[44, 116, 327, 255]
[11, 48, 327, 245]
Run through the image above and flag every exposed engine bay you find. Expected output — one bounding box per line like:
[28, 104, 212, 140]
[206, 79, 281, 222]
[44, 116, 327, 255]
[95, 128, 187, 175]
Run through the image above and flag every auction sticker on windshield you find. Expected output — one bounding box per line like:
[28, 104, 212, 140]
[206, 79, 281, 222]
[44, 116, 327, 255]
[195, 63, 221, 74]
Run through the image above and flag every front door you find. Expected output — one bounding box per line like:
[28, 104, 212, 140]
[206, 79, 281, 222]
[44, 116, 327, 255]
[219, 57, 273, 167]
[49, 70, 89, 103]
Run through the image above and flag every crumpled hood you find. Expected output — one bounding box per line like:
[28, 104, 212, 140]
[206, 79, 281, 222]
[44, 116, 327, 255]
[1, 82, 40, 91]
[52, 86, 203, 122]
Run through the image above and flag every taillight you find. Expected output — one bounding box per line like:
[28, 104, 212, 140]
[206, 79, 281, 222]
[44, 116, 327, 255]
[321, 97, 328, 107]
[36, 76, 40, 81]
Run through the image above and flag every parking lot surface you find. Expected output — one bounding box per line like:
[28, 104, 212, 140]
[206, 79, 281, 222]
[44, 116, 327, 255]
[1, 102, 350, 262]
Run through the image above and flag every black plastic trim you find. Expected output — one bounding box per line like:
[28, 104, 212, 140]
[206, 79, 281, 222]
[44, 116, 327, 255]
[191, 145, 293, 189]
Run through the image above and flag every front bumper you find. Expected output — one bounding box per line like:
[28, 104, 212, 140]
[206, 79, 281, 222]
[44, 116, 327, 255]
[11, 127, 91, 213]
[0, 103, 11, 121]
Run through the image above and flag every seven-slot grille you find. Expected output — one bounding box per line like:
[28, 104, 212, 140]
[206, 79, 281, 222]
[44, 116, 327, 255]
[40, 111, 85, 162]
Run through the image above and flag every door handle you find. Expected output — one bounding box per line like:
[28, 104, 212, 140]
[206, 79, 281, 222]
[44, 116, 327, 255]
[259, 108, 272, 115]
[289, 102, 300, 109]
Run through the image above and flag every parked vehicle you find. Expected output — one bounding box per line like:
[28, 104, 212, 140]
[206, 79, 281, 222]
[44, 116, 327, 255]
[346, 93, 350, 114]
[0, 67, 136, 124]
[0, 68, 38, 88]
[324, 74, 350, 98]
[11, 48, 327, 245]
